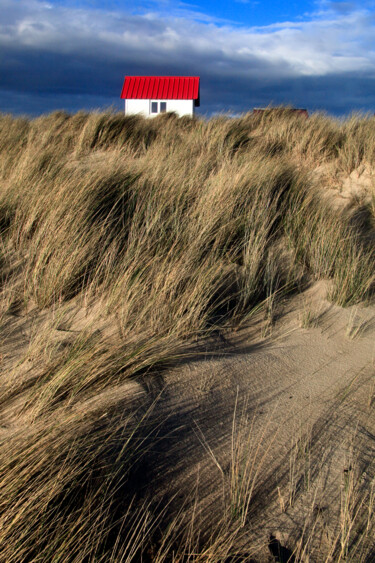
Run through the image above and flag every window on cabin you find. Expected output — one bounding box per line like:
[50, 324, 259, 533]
[150, 101, 167, 114]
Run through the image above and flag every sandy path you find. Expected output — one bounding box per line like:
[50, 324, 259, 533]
[1, 281, 374, 560]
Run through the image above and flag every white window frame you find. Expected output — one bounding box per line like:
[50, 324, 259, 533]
[150, 101, 167, 114]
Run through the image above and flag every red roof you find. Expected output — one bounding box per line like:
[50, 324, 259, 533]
[120, 76, 200, 104]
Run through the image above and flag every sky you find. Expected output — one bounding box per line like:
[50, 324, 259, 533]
[1, 0, 375, 117]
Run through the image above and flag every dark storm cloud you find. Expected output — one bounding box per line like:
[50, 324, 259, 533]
[202, 72, 375, 116]
[1, 0, 375, 116]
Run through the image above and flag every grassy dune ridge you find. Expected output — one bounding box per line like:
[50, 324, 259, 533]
[0, 109, 374, 561]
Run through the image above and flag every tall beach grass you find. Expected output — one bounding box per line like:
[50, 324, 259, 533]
[0, 108, 374, 560]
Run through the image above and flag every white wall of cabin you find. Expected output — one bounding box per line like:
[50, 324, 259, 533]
[125, 99, 194, 118]
[125, 99, 149, 117]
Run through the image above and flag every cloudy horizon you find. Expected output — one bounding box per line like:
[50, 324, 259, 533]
[1, 0, 375, 117]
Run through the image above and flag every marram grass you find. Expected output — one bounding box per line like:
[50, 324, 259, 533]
[0, 108, 374, 561]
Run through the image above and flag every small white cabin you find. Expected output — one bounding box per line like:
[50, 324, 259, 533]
[120, 76, 200, 118]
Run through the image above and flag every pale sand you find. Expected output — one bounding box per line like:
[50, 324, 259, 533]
[121, 279, 374, 560]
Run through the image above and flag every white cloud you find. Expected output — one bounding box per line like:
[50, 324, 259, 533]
[1, 0, 374, 77]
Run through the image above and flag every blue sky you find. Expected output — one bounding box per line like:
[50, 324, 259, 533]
[1, 0, 375, 116]
[46, 0, 317, 26]
[128, 0, 318, 27]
